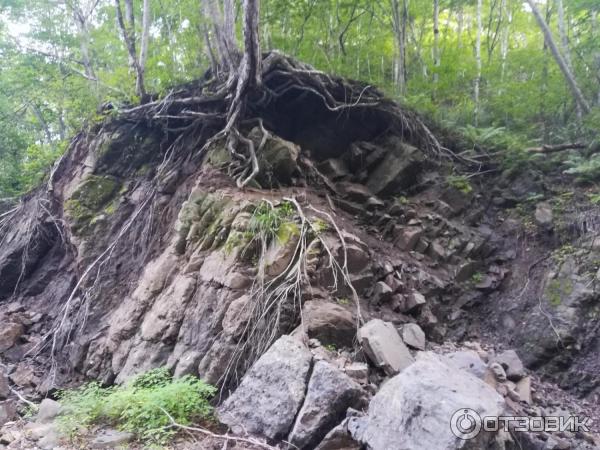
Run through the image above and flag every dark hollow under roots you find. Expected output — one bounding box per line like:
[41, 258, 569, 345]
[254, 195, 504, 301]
[121, 51, 453, 188]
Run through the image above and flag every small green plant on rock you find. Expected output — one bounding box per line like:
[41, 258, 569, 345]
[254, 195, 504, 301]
[249, 200, 295, 243]
[446, 175, 473, 194]
[57, 367, 216, 445]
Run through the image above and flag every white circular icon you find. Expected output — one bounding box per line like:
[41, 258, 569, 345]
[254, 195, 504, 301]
[450, 408, 482, 440]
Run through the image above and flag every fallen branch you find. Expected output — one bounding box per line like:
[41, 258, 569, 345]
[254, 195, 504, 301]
[158, 407, 277, 450]
[527, 142, 586, 153]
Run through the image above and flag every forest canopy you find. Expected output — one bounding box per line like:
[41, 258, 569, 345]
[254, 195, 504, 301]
[0, 0, 599, 197]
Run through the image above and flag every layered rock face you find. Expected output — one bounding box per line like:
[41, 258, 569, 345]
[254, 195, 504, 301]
[0, 94, 599, 450]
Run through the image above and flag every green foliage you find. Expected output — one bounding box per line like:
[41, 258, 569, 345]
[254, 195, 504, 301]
[249, 200, 296, 243]
[57, 368, 216, 445]
[564, 154, 600, 183]
[446, 175, 473, 194]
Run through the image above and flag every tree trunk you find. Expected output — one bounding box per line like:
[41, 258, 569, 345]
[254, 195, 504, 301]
[500, 0, 510, 83]
[432, 0, 440, 90]
[115, 0, 148, 100]
[556, 0, 581, 119]
[525, 0, 590, 115]
[137, 0, 150, 100]
[474, 0, 482, 126]
[68, 2, 96, 80]
[391, 0, 408, 94]
[457, 5, 463, 49]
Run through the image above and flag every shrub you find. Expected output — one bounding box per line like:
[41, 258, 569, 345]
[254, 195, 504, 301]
[57, 368, 216, 444]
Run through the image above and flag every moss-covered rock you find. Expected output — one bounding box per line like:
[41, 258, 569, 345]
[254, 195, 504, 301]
[65, 175, 121, 234]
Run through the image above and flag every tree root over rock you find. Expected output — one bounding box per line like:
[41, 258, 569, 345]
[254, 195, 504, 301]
[121, 51, 454, 188]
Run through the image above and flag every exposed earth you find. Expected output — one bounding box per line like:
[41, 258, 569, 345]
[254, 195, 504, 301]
[0, 65, 599, 449]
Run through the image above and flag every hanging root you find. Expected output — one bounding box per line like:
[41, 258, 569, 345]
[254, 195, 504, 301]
[218, 197, 362, 393]
[118, 51, 453, 189]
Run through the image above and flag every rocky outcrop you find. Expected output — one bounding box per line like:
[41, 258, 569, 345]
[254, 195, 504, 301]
[218, 335, 312, 441]
[358, 319, 414, 375]
[288, 360, 366, 449]
[352, 352, 505, 450]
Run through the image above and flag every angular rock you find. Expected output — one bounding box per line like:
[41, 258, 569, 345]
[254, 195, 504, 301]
[338, 182, 373, 203]
[0, 401, 16, 427]
[218, 335, 312, 441]
[394, 226, 423, 251]
[303, 301, 356, 348]
[372, 281, 393, 305]
[404, 290, 426, 312]
[444, 350, 487, 379]
[494, 349, 526, 381]
[358, 319, 414, 375]
[317, 158, 349, 180]
[344, 362, 368, 385]
[315, 420, 361, 450]
[289, 361, 365, 449]
[0, 370, 9, 400]
[401, 323, 426, 351]
[90, 429, 134, 449]
[515, 376, 532, 404]
[0, 323, 23, 353]
[366, 141, 424, 196]
[354, 353, 505, 450]
[535, 202, 553, 229]
[489, 362, 508, 382]
[36, 399, 62, 423]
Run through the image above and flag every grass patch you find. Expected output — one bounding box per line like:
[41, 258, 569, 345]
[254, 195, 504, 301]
[57, 368, 216, 445]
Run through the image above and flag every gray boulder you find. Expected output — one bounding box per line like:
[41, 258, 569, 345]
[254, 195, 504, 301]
[218, 335, 312, 441]
[302, 301, 357, 348]
[353, 352, 505, 450]
[401, 323, 426, 350]
[90, 429, 134, 449]
[36, 399, 62, 423]
[493, 349, 526, 381]
[289, 361, 366, 449]
[358, 319, 414, 375]
[444, 350, 487, 379]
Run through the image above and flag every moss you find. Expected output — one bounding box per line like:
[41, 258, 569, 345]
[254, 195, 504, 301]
[65, 175, 120, 234]
[276, 221, 300, 245]
[545, 278, 574, 307]
[447, 175, 473, 194]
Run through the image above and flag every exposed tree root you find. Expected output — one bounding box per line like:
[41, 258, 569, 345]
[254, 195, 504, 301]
[219, 197, 362, 394]
[158, 407, 278, 450]
[120, 51, 455, 189]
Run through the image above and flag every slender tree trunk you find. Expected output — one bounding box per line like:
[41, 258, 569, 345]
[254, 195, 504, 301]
[474, 0, 482, 126]
[500, 0, 510, 83]
[525, 0, 590, 114]
[457, 5, 463, 49]
[432, 0, 440, 91]
[594, 11, 600, 106]
[115, 0, 148, 99]
[203, 0, 239, 72]
[137, 0, 150, 99]
[391, 0, 407, 94]
[540, 1, 551, 142]
[556, 0, 581, 119]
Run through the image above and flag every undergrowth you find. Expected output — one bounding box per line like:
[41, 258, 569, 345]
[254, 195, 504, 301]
[57, 367, 216, 445]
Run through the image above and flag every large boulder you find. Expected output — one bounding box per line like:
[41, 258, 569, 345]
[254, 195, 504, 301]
[358, 319, 414, 375]
[366, 140, 424, 197]
[288, 361, 366, 449]
[353, 352, 505, 450]
[302, 301, 357, 348]
[218, 335, 312, 441]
